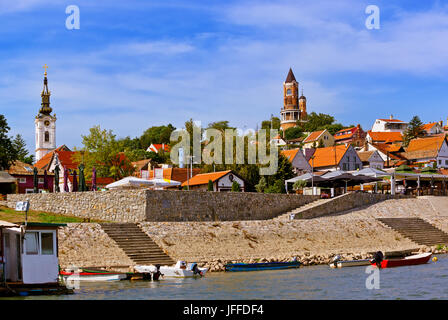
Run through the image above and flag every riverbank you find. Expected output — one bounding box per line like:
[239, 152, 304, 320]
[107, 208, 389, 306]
[57, 197, 448, 272]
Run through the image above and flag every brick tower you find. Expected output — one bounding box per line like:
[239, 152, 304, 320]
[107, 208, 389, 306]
[280, 68, 307, 131]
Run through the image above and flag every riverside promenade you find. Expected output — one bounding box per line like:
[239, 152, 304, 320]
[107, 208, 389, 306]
[55, 196, 448, 272]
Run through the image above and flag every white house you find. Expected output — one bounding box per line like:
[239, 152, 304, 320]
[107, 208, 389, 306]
[356, 150, 384, 169]
[281, 148, 312, 174]
[404, 135, 448, 168]
[371, 115, 408, 133]
[181, 170, 246, 191]
[309, 144, 363, 172]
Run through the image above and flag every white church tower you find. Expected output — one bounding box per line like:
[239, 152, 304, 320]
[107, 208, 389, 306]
[35, 65, 56, 162]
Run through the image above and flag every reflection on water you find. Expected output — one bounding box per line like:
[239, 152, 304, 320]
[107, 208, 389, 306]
[10, 254, 448, 300]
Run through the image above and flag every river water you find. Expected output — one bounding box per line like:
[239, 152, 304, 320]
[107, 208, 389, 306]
[10, 254, 448, 300]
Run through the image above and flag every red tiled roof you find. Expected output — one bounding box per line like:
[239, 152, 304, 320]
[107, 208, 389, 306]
[403, 135, 447, 160]
[149, 168, 201, 184]
[149, 144, 170, 153]
[181, 170, 232, 187]
[378, 119, 406, 123]
[8, 160, 53, 176]
[303, 130, 325, 143]
[281, 149, 300, 162]
[368, 131, 403, 142]
[421, 123, 438, 131]
[308, 145, 349, 168]
[34, 145, 78, 170]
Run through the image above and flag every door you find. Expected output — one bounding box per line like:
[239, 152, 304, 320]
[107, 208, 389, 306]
[16, 234, 22, 281]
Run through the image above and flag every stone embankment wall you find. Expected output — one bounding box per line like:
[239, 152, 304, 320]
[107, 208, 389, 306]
[294, 192, 413, 219]
[6, 191, 147, 222]
[6, 190, 319, 222]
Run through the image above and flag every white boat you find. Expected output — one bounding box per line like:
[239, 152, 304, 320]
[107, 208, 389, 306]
[135, 261, 208, 278]
[59, 268, 127, 282]
[329, 259, 372, 268]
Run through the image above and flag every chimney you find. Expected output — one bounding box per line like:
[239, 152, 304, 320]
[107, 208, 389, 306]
[390, 114, 393, 120]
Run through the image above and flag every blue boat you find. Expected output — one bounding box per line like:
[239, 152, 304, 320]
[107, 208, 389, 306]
[224, 260, 301, 272]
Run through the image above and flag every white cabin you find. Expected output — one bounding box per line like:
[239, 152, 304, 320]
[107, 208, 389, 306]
[1, 222, 64, 284]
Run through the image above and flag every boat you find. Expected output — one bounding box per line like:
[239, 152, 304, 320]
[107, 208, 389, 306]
[224, 260, 301, 272]
[134, 261, 208, 278]
[59, 268, 128, 282]
[329, 259, 372, 268]
[370, 252, 432, 269]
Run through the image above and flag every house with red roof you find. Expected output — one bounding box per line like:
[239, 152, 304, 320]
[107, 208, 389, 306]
[359, 141, 406, 167]
[281, 148, 311, 174]
[146, 143, 170, 153]
[421, 122, 444, 136]
[403, 135, 448, 168]
[334, 124, 366, 148]
[371, 115, 408, 133]
[181, 170, 246, 191]
[302, 129, 335, 149]
[7, 160, 54, 194]
[308, 144, 363, 172]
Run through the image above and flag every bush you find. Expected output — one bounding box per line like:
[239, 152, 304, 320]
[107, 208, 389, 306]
[207, 179, 214, 191]
[264, 179, 285, 194]
[231, 181, 241, 192]
[293, 180, 307, 191]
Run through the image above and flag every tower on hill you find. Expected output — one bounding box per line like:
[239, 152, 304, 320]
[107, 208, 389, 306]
[35, 65, 56, 162]
[280, 68, 307, 132]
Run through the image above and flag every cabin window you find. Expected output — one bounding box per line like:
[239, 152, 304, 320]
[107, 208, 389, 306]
[19, 178, 27, 184]
[41, 233, 54, 255]
[286, 89, 292, 96]
[25, 232, 39, 255]
[44, 131, 49, 142]
[38, 178, 44, 184]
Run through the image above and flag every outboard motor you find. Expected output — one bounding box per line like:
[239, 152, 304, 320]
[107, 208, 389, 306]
[153, 264, 162, 281]
[372, 251, 384, 268]
[332, 255, 341, 267]
[191, 263, 203, 277]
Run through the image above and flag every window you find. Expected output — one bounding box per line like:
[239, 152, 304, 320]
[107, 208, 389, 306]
[342, 163, 348, 171]
[25, 189, 34, 194]
[38, 178, 44, 184]
[286, 89, 292, 96]
[44, 131, 49, 142]
[41, 233, 54, 255]
[19, 178, 27, 184]
[25, 232, 39, 255]
[439, 160, 442, 165]
[445, 160, 448, 165]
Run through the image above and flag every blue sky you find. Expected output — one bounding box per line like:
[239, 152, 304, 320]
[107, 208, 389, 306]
[1, 0, 448, 154]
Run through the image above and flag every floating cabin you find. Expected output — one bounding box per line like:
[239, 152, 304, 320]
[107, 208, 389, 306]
[0, 221, 73, 296]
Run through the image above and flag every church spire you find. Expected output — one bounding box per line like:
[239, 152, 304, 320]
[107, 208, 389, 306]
[39, 64, 52, 115]
[285, 68, 296, 83]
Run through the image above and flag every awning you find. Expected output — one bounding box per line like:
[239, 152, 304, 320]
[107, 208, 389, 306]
[106, 176, 156, 189]
[0, 171, 16, 183]
[0, 220, 19, 228]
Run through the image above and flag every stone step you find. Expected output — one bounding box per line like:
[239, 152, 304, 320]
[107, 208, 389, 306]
[100, 223, 175, 265]
[377, 218, 448, 246]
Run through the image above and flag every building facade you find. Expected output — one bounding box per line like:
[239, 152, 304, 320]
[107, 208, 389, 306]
[302, 129, 335, 149]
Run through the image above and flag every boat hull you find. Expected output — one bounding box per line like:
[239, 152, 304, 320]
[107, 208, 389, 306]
[60, 271, 127, 282]
[159, 266, 208, 278]
[225, 261, 301, 272]
[329, 259, 371, 268]
[371, 253, 432, 269]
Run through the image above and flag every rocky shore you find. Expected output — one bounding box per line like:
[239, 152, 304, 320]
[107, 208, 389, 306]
[56, 197, 448, 272]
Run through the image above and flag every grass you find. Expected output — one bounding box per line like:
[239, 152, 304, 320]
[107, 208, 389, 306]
[0, 205, 103, 224]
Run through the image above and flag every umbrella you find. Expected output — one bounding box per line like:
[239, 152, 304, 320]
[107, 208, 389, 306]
[285, 173, 328, 183]
[78, 164, 86, 192]
[33, 167, 38, 193]
[106, 176, 158, 189]
[64, 168, 69, 192]
[54, 166, 60, 192]
[147, 178, 181, 188]
[72, 170, 78, 192]
[43, 169, 48, 190]
[92, 167, 97, 191]
[352, 168, 389, 178]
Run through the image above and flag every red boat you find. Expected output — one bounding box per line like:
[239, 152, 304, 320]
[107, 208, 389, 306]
[371, 252, 432, 269]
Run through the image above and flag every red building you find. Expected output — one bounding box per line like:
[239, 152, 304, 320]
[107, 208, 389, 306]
[8, 160, 54, 194]
[334, 124, 366, 147]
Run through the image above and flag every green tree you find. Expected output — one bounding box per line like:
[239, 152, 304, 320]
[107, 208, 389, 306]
[207, 179, 214, 191]
[284, 127, 304, 140]
[231, 180, 241, 192]
[0, 115, 18, 170]
[293, 180, 307, 191]
[302, 112, 347, 135]
[255, 176, 267, 193]
[403, 116, 424, 147]
[264, 179, 285, 193]
[139, 124, 176, 149]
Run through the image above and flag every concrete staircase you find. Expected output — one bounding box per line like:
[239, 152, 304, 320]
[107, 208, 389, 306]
[101, 223, 175, 265]
[378, 218, 448, 246]
[274, 198, 331, 221]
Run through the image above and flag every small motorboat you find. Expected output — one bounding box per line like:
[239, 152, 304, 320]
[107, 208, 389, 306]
[225, 259, 301, 272]
[59, 268, 127, 282]
[370, 252, 432, 269]
[135, 261, 207, 278]
[133, 264, 163, 280]
[329, 259, 372, 268]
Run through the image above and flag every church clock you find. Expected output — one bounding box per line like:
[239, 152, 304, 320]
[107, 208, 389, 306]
[44, 120, 50, 126]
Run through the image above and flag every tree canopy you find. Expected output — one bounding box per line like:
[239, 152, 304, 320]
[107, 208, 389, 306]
[0, 115, 18, 170]
[403, 116, 424, 147]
